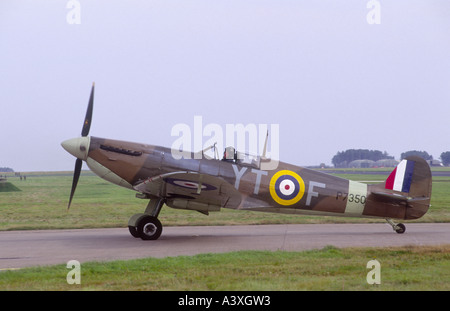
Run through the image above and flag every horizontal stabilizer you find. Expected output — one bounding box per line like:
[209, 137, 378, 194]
[371, 191, 430, 205]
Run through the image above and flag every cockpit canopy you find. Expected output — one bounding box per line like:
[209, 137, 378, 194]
[222, 146, 236, 162]
[199, 144, 263, 169]
[222, 146, 261, 168]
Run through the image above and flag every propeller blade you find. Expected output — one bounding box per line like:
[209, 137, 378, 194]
[68, 158, 83, 210]
[81, 82, 95, 137]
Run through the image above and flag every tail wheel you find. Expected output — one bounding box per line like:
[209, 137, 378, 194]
[386, 219, 406, 234]
[137, 215, 163, 240]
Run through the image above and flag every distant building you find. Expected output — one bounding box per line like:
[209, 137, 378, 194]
[428, 159, 443, 167]
[346, 159, 399, 168]
[348, 160, 375, 168]
[375, 159, 399, 167]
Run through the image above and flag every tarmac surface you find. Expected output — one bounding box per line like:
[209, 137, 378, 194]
[1, 223, 449, 269]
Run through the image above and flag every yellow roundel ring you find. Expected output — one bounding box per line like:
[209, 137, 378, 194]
[269, 170, 305, 206]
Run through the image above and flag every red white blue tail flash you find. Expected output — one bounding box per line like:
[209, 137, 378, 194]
[385, 160, 415, 193]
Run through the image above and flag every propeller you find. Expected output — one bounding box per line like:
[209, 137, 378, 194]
[81, 82, 94, 137]
[68, 158, 83, 210]
[67, 82, 95, 210]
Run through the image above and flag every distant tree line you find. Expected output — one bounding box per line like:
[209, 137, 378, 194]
[0, 167, 14, 173]
[440, 152, 450, 166]
[400, 150, 432, 161]
[332, 149, 394, 167]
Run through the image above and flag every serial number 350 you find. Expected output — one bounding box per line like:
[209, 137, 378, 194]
[336, 192, 367, 204]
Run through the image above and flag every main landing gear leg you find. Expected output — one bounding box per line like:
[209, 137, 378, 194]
[386, 218, 406, 234]
[128, 198, 165, 240]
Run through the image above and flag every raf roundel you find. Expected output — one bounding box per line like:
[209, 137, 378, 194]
[269, 170, 305, 206]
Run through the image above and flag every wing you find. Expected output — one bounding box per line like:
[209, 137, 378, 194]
[133, 171, 242, 214]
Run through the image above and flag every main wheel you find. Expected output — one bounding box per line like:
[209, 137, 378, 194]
[128, 213, 146, 238]
[137, 215, 163, 240]
[395, 223, 406, 234]
[128, 225, 140, 238]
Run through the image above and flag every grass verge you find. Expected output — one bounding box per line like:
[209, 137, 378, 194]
[1, 245, 449, 291]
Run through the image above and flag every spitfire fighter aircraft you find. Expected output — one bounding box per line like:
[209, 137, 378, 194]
[62, 84, 432, 240]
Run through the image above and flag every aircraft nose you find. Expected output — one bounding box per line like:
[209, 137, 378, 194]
[61, 137, 91, 160]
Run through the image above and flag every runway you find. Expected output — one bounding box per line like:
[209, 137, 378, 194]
[1, 223, 449, 269]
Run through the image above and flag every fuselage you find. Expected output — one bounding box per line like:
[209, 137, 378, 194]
[62, 136, 430, 220]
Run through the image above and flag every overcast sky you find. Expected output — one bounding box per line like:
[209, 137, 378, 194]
[1, 0, 449, 172]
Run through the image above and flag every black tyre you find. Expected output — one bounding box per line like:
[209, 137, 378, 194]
[137, 215, 163, 240]
[128, 225, 140, 238]
[395, 223, 406, 234]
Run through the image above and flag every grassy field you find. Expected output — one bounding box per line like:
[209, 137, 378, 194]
[0, 169, 449, 291]
[0, 169, 449, 231]
[1, 245, 449, 290]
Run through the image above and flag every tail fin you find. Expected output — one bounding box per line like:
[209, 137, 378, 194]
[376, 156, 432, 219]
